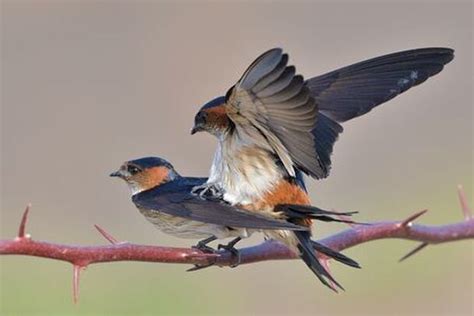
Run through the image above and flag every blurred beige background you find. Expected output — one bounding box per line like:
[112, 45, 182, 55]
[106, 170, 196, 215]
[1, 1, 472, 315]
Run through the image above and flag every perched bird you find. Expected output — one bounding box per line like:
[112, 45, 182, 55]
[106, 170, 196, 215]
[190, 47, 454, 288]
[110, 156, 358, 275]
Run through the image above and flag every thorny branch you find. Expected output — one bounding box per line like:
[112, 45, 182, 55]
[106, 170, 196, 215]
[1, 186, 473, 302]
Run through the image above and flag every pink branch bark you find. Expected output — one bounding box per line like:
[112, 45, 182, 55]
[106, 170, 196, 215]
[1, 187, 473, 302]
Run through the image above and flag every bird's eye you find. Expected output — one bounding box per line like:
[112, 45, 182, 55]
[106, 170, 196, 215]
[127, 165, 141, 175]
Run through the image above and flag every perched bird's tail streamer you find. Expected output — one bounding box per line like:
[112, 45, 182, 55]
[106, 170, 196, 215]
[294, 230, 343, 291]
[277, 204, 362, 291]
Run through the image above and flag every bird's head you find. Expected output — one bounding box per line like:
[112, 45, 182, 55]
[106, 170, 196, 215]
[191, 95, 233, 137]
[110, 157, 178, 195]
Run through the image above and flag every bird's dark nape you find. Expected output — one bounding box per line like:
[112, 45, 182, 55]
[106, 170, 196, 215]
[128, 157, 174, 170]
[200, 96, 226, 111]
[306, 47, 454, 123]
[294, 230, 344, 291]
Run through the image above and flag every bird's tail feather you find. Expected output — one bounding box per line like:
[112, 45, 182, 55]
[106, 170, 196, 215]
[311, 240, 360, 268]
[294, 230, 343, 292]
[277, 204, 364, 225]
[273, 204, 362, 289]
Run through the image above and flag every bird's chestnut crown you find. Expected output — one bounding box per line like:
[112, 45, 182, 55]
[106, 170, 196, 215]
[110, 157, 178, 194]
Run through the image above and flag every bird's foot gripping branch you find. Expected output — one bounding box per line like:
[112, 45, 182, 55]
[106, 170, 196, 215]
[1, 186, 473, 302]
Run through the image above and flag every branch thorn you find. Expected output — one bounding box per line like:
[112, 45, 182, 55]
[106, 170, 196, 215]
[94, 225, 119, 245]
[17, 204, 32, 239]
[400, 209, 428, 228]
[399, 242, 429, 262]
[457, 185, 472, 220]
[72, 264, 84, 304]
[321, 259, 339, 293]
[333, 209, 356, 228]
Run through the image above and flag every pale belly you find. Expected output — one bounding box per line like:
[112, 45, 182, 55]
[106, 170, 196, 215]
[138, 207, 246, 239]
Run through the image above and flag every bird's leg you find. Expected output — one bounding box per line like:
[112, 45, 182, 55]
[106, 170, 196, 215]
[187, 236, 218, 272]
[218, 237, 242, 268]
[188, 237, 242, 272]
[191, 182, 224, 201]
[192, 235, 218, 253]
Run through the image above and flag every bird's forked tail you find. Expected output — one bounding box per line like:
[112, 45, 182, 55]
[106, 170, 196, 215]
[275, 204, 362, 291]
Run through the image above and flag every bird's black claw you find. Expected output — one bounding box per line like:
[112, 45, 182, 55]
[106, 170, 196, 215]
[218, 243, 241, 268]
[188, 236, 218, 272]
[191, 183, 224, 201]
[192, 243, 216, 254]
[192, 235, 218, 253]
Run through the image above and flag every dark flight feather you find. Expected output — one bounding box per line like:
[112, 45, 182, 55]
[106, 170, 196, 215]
[200, 48, 453, 182]
[306, 47, 454, 122]
[132, 177, 308, 231]
[276, 204, 359, 225]
[294, 230, 344, 291]
[229, 48, 327, 179]
[311, 241, 360, 268]
[310, 113, 343, 177]
[304, 47, 453, 178]
[278, 204, 361, 280]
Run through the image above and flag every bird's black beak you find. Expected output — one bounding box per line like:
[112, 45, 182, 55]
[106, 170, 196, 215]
[190, 125, 203, 135]
[110, 171, 122, 178]
[191, 111, 207, 135]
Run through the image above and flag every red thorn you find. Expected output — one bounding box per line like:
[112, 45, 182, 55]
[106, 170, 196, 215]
[94, 225, 119, 245]
[399, 242, 429, 262]
[321, 259, 338, 293]
[186, 263, 215, 272]
[457, 185, 472, 220]
[18, 204, 31, 238]
[333, 209, 355, 228]
[400, 209, 428, 228]
[72, 265, 83, 304]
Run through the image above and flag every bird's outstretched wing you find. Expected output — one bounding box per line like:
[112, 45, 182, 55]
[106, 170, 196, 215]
[225, 48, 326, 179]
[306, 48, 454, 122]
[222, 48, 453, 180]
[306, 48, 453, 178]
[132, 178, 307, 231]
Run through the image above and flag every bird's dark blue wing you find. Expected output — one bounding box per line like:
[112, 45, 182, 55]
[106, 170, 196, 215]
[310, 113, 343, 178]
[304, 47, 453, 178]
[306, 48, 454, 122]
[132, 178, 307, 231]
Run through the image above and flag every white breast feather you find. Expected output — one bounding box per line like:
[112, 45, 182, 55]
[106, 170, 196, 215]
[208, 128, 283, 206]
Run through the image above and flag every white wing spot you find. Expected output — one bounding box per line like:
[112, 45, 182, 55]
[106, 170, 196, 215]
[398, 78, 410, 87]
